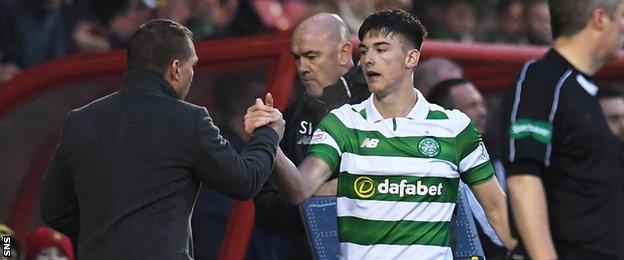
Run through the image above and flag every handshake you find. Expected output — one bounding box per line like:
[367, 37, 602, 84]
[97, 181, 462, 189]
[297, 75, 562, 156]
[244, 93, 286, 140]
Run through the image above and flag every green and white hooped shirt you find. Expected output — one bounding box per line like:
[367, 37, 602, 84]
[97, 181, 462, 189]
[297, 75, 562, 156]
[308, 90, 494, 260]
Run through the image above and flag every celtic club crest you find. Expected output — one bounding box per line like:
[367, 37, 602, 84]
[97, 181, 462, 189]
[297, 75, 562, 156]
[418, 138, 440, 157]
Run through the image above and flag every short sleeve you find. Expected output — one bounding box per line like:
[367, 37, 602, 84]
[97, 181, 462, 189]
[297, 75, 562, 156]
[307, 113, 345, 172]
[457, 123, 494, 185]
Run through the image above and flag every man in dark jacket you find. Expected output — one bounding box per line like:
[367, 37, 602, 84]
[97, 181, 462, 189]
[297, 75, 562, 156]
[253, 13, 368, 259]
[39, 19, 284, 260]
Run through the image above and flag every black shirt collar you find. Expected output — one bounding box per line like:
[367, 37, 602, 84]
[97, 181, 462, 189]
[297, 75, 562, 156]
[546, 48, 592, 79]
[120, 69, 180, 99]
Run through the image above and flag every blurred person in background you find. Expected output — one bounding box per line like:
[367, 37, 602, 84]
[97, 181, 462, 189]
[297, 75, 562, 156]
[59, 0, 111, 54]
[1, 0, 66, 68]
[0, 222, 20, 260]
[502, 0, 624, 258]
[107, 0, 152, 47]
[428, 78, 508, 260]
[154, 0, 191, 24]
[253, 13, 369, 259]
[413, 57, 464, 97]
[25, 227, 74, 260]
[435, 0, 479, 42]
[496, 0, 527, 44]
[524, 0, 552, 45]
[185, 0, 239, 40]
[598, 84, 624, 148]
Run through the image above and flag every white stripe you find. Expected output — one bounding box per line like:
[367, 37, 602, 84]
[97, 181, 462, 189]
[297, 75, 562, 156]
[340, 153, 459, 177]
[340, 76, 352, 98]
[337, 197, 455, 222]
[576, 74, 598, 96]
[310, 129, 341, 155]
[545, 70, 572, 166]
[458, 143, 489, 173]
[509, 60, 535, 162]
[340, 242, 452, 260]
[331, 107, 470, 138]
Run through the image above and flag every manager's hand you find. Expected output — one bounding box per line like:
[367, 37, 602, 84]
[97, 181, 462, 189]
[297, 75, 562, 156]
[244, 93, 285, 140]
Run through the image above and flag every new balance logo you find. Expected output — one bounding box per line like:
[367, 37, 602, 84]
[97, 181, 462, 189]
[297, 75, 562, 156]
[360, 138, 379, 148]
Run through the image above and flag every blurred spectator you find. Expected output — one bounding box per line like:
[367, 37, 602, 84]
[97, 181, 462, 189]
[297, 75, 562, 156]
[25, 227, 74, 260]
[413, 57, 464, 97]
[496, 0, 527, 44]
[0, 222, 20, 260]
[107, 0, 152, 48]
[227, 0, 270, 36]
[435, 0, 478, 42]
[186, 0, 239, 40]
[598, 84, 624, 147]
[60, 0, 111, 54]
[524, 0, 552, 45]
[155, 0, 191, 24]
[1, 0, 67, 68]
[373, 0, 412, 11]
[307, 0, 373, 38]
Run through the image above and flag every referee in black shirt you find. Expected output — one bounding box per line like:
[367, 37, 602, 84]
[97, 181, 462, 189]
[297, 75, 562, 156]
[501, 0, 624, 259]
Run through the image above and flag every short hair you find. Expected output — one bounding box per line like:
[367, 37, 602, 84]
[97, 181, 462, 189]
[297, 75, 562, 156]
[127, 19, 194, 74]
[549, 0, 620, 38]
[358, 9, 428, 50]
[598, 84, 624, 100]
[427, 78, 470, 109]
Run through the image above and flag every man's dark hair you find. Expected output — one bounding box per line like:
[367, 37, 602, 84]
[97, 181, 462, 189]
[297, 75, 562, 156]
[427, 78, 470, 109]
[127, 19, 194, 74]
[549, 0, 620, 39]
[598, 83, 624, 100]
[358, 9, 428, 50]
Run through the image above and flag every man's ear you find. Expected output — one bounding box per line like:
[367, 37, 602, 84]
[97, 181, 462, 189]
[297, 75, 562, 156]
[405, 49, 420, 69]
[339, 42, 353, 66]
[169, 59, 181, 81]
[590, 8, 608, 31]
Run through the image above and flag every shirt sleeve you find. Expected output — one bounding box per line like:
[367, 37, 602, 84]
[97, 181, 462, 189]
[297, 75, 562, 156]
[307, 112, 345, 172]
[502, 66, 557, 176]
[457, 123, 494, 185]
[193, 107, 279, 200]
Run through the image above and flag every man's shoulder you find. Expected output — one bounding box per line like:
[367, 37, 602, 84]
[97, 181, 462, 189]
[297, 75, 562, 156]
[424, 104, 471, 134]
[328, 101, 366, 120]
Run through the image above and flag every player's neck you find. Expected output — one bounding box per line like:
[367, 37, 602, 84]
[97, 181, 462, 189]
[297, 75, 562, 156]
[554, 33, 605, 76]
[373, 81, 417, 119]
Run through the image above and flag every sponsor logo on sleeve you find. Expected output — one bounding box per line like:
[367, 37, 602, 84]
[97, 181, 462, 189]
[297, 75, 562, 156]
[510, 119, 552, 143]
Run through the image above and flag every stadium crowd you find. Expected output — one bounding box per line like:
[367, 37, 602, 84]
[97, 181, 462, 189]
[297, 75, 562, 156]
[0, 0, 554, 83]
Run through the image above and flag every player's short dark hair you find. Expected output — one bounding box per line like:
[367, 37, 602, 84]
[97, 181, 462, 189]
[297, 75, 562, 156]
[598, 84, 624, 100]
[358, 10, 428, 50]
[427, 78, 471, 109]
[127, 19, 194, 74]
[549, 0, 620, 38]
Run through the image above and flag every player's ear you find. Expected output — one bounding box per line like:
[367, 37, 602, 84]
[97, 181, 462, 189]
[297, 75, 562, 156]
[405, 49, 420, 69]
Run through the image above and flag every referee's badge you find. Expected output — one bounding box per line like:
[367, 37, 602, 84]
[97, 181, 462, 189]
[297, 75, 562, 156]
[418, 138, 440, 157]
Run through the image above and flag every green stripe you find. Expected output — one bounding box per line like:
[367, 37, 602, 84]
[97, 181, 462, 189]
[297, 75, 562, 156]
[456, 123, 482, 161]
[318, 111, 482, 165]
[318, 113, 347, 151]
[338, 129, 461, 165]
[338, 216, 451, 247]
[426, 110, 449, 119]
[462, 161, 494, 185]
[308, 144, 340, 171]
[338, 173, 459, 203]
